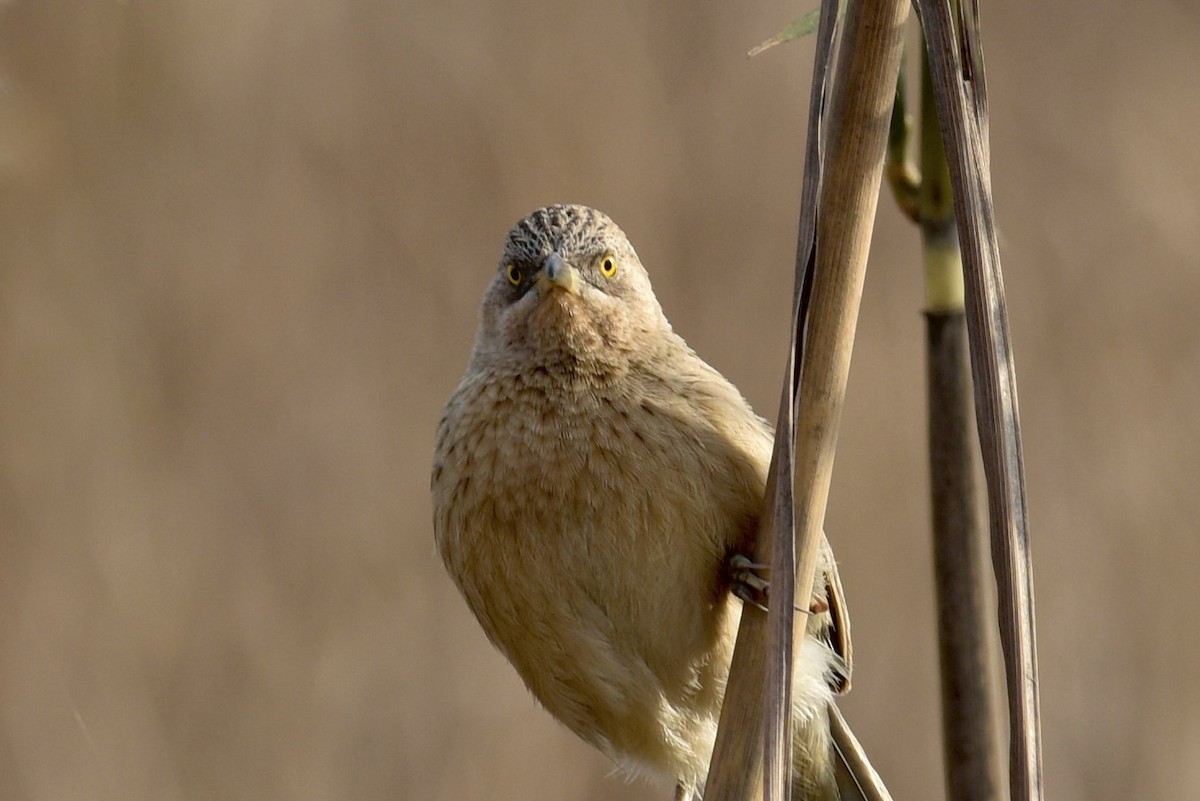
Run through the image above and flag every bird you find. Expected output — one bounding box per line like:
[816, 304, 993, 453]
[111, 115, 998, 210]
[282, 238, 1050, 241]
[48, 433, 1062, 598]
[432, 204, 872, 800]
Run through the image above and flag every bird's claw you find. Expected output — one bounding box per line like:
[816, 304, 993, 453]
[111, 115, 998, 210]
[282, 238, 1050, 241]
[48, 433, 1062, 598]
[728, 553, 829, 616]
[729, 554, 770, 612]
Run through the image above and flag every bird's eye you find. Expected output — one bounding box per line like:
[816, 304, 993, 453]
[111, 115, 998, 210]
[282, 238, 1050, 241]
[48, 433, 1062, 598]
[506, 264, 522, 286]
[599, 254, 618, 278]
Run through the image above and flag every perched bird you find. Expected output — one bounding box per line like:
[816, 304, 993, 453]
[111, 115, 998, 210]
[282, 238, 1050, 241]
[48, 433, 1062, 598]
[433, 204, 868, 800]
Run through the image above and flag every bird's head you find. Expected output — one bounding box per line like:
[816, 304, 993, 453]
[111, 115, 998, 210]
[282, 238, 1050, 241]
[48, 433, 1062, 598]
[473, 204, 671, 371]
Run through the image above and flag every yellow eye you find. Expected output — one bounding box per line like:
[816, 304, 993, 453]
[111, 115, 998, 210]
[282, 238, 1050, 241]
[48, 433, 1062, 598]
[599, 254, 618, 278]
[506, 263, 522, 286]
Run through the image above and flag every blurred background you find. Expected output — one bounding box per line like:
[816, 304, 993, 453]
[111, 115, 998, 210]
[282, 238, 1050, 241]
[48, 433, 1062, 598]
[1, 1, 1198, 800]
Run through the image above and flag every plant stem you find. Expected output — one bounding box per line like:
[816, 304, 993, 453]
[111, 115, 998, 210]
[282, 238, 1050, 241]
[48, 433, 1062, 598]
[702, 0, 909, 797]
[918, 23, 1003, 801]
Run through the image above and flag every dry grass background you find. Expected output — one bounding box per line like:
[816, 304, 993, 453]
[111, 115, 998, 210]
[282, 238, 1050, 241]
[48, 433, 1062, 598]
[1, 2, 1198, 800]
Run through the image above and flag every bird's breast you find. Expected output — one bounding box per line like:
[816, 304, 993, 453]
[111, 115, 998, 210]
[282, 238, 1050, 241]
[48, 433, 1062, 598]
[435, 366, 757, 666]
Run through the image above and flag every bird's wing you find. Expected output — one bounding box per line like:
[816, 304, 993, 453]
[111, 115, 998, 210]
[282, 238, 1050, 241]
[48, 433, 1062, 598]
[823, 547, 853, 695]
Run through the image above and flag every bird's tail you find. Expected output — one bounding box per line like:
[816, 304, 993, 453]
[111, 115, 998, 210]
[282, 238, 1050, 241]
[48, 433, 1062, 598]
[828, 704, 892, 801]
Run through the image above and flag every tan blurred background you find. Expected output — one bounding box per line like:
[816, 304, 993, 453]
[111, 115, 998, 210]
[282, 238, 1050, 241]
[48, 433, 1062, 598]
[1, 2, 1198, 800]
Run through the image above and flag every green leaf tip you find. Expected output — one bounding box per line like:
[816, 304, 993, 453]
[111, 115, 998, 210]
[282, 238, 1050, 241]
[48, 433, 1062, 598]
[747, 8, 821, 58]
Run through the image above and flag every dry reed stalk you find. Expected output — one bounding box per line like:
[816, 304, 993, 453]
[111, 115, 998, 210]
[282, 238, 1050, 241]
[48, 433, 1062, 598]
[702, 0, 909, 798]
[915, 2, 1044, 800]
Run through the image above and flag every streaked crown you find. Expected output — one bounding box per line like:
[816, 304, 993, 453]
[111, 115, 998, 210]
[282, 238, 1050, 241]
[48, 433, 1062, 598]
[502, 204, 628, 265]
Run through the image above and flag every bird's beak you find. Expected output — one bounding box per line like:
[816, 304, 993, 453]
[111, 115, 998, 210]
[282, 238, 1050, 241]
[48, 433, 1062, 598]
[537, 252, 580, 295]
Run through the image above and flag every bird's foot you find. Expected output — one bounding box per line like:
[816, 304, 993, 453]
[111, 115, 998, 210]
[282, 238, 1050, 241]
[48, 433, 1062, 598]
[727, 553, 829, 615]
[729, 554, 770, 611]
